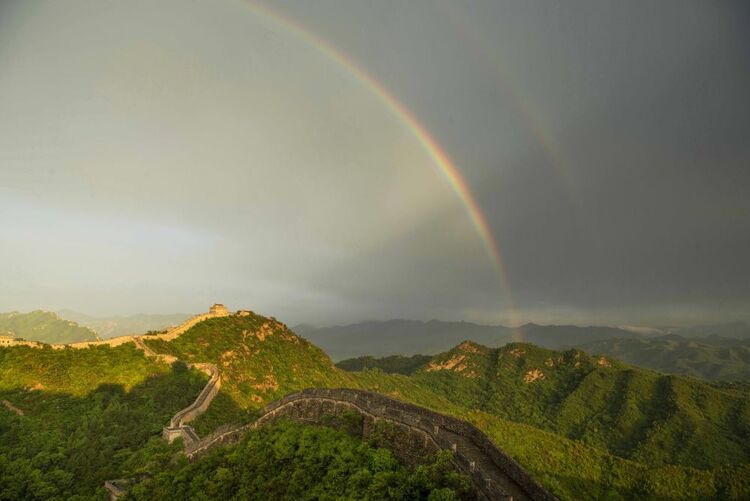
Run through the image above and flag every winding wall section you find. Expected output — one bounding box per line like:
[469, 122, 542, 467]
[46, 304, 230, 350]
[184, 388, 557, 501]
[161, 363, 221, 446]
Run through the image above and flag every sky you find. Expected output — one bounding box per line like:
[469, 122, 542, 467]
[1, 0, 749, 327]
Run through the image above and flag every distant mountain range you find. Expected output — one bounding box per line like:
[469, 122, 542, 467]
[666, 321, 750, 339]
[577, 334, 750, 380]
[294, 319, 514, 360]
[0, 310, 98, 344]
[307, 319, 750, 381]
[295, 319, 645, 360]
[57, 310, 191, 339]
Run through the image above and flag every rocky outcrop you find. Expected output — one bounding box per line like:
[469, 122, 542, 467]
[2, 399, 24, 416]
[185, 388, 557, 501]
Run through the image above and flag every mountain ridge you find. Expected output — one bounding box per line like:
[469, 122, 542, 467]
[58, 310, 192, 339]
[0, 310, 98, 344]
[296, 319, 644, 360]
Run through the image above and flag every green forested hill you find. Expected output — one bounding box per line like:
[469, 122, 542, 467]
[577, 335, 750, 380]
[0, 344, 207, 499]
[408, 341, 750, 469]
[58, 310, 191, 339]
[142, 314, 354, 434]
[336, 354, 431, 375]
[124, 421, 469, 501]
[0, 310, 98, 344]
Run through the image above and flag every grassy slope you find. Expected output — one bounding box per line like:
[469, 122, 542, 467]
[0, 344, 207, 499]
[0, 311, 98, 344]
[0, 344, 169, 396]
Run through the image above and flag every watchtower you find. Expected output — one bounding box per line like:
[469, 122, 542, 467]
[209, 303, 229, 316]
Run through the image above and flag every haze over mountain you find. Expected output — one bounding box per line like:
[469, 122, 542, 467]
[297, 319, 644, 360]
[295, 320, 514, 360]
[58, 310, 191, 339]
[325, 319, 750, 381]
[577, 335, 750, 381]
[0, 310, 98, 344]
[667, 321, 750, 339]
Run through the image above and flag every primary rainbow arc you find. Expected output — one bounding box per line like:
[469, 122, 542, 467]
[242, 1, 523, 330]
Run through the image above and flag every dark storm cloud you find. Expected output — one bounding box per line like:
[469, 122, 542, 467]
[269, 0, 750, 323]
[0, 0, 748, 325]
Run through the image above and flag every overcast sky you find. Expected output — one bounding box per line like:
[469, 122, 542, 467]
[1, 0, 748, 326]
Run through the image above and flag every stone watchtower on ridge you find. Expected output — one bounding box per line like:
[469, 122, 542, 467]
[209, 303, 229, 316]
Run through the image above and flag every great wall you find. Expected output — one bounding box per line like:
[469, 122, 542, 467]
[160, 362, 221, 446]
[182, 388, 558, 501]
[0, 304, 556, 500]
[0, 303, 232, 350]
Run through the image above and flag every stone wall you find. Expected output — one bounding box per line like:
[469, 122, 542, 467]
[17, 304, 233, 350]
[0, 335, 42, 348]
[185, 388, 558, 501]
[50, 335, 137, 350]
[161, 363, 221, 447]
[140, 312, 229, 341]
[169, 363, 221, 427]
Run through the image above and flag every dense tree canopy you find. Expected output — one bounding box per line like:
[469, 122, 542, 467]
[125, 421, 470, 501]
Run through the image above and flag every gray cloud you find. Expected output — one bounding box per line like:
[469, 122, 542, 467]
[0, 0, 748, 326]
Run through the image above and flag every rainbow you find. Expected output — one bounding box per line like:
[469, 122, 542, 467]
[435, 1, 576, 200]
[239, 1, 523, 330]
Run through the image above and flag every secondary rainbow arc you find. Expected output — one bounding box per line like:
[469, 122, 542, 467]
[240, 1, 523, 331]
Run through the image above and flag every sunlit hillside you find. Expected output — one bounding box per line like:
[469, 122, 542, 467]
[0, 311, 98, 345]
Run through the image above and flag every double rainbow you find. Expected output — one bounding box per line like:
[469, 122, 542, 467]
[241, 1, 522, 328]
